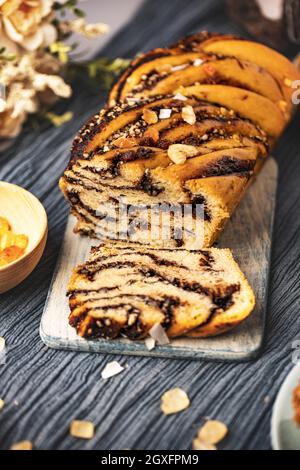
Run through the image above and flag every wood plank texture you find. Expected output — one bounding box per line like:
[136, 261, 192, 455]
[40, 159, 277, 361]
[0, 0, 300, 450]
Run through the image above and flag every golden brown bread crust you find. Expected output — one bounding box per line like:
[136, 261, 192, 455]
[60, 31, 298, 250]
[67, 244, 255, 339]
[59, 31, 300, 340]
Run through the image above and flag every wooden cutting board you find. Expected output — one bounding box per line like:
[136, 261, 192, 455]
[40, 158, 277, 361]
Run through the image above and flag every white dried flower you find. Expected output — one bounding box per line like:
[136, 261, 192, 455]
[0, 50, 71, 138]
[0, 1, 58, 52]
[69, 18, 109, 39]
[32, 73, 71, 98]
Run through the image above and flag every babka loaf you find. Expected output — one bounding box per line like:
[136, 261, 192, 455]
[60, 32, 299, 248]
[68, 243, 255, 339]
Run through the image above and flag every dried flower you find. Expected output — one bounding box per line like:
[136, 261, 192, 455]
[0, 1, 115, 139]
[0, 51, 71, 137]
[0, 1, 57, 53]
[69, 18, 109, 39]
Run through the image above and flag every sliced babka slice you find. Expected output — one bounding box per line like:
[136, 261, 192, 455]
[68, 243, 255, 339]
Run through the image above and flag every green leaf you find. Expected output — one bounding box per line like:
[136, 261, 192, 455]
[73, 8, 86, 18]
[45, 111, 73, 127]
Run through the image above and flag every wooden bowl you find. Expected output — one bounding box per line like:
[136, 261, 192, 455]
[0, 182, 48, 294]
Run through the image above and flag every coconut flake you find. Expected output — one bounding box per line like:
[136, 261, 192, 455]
[101, 361, 125, 380]
[145, 337, 156, 351]
[171, 64, 188, 72]
[149, 323, 170, 345]
[193, 58, 204, 66]
[173, 92, 187, 101]
[159, 108, 172, 119]
[0, 337, 5, 351]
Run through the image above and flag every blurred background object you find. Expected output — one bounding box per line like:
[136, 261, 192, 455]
[226, 0, 300, 53]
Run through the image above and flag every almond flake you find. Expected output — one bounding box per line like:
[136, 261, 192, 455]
[145, 337, 156, 351]
[70, 420, 94, 440]
[193, 438, 217, 451]
[168, 144, 198, 164]
[10, 440, 33, 450]
[198, 420, 228, 444]
[101, 361, 125, 380]
[143, 108, 158, 125]
[149, 323, 170, 345]
[0, 399, 4, 411]
[182, 105, 196, 125]
[193, 58, 204, 66]
[173, 92, 187, 101]
[161, 388, 190, 415]
[0, 337, 5, 351]
[159, 108, 172, 119]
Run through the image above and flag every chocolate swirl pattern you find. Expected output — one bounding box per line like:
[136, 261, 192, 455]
[60, 32, 299, 339]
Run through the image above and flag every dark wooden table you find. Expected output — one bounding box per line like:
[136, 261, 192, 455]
[1, 0, 300, 450]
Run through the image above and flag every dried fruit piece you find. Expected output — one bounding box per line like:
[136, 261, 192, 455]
[113, 136, 137, 148]
[0, 398, 4, 411]
[167, 144, 198, 164]
[13, 234, 28, 250]
[182, 105, 196, 125]
[70, 420, 95, 440]
[193, 438, 217, 451]
[0, 246, 24, 267]
[143, 108, 158, 125]
[101, 361, 125, 379]
[0, 217, 10, 235]
[198, 420, 228, 444]
[10, 440, 33, 450]
[161, 388, 190, 415]
[292, 382, 300, 425]
[0, 217, 28, 267]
